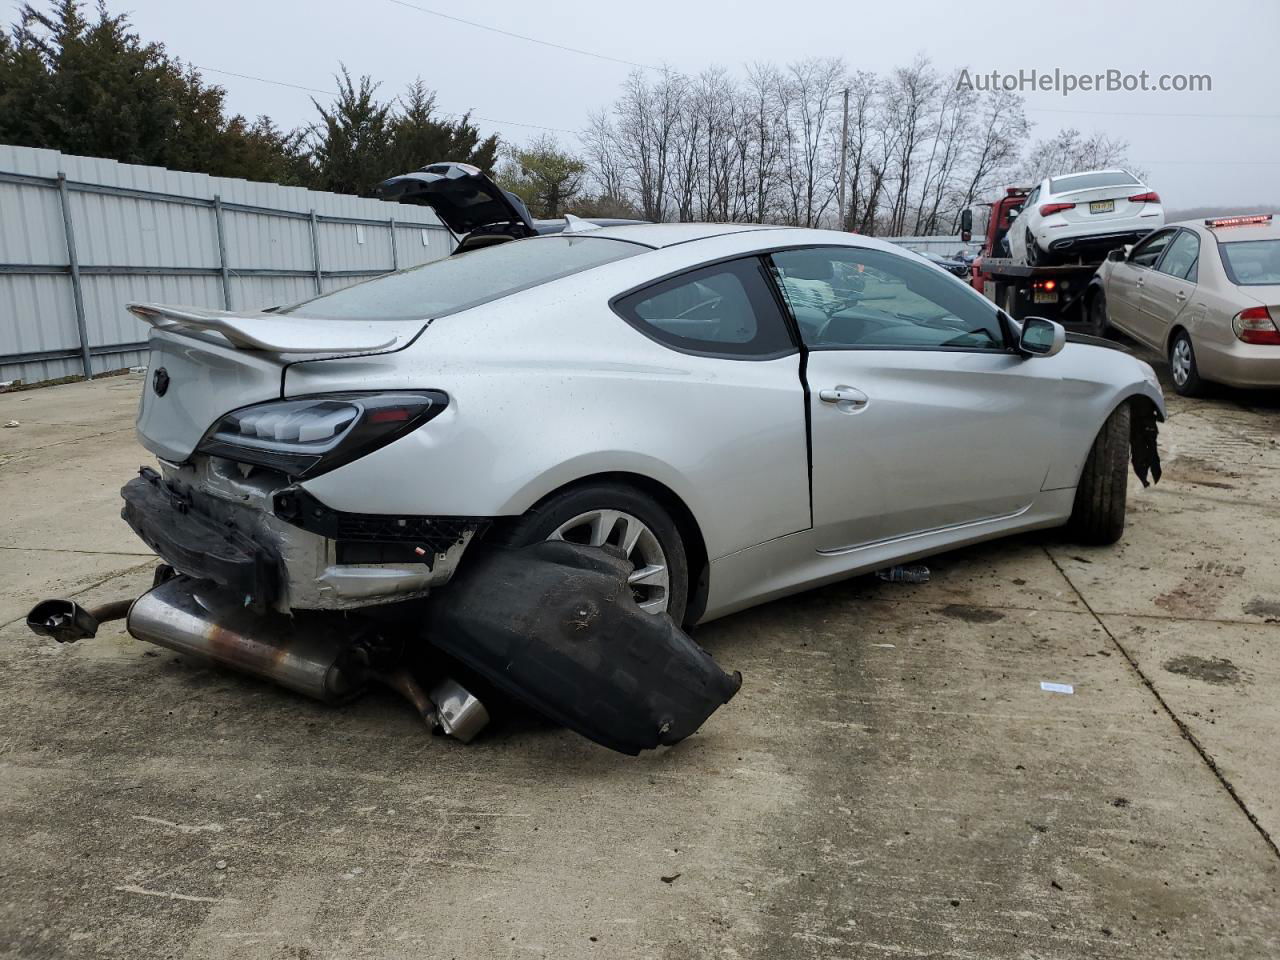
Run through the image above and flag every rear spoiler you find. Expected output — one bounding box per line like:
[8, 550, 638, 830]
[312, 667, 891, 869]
[128, 303, 407, 353]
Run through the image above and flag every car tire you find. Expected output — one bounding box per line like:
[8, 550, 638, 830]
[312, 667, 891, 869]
[1025, 229, 1040, 267]
[1066, 403, 1130, 545]
[1087, 289, 1111, 338]
[497, 483, 689, 624]
[1169, 330, 1205, 397]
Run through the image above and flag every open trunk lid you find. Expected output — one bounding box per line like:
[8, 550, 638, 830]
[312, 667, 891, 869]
[130, 303, 426, 463]
[377, 161, 536, 251]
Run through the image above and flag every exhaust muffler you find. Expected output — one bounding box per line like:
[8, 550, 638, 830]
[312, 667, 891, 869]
[126, 577, 360, 703]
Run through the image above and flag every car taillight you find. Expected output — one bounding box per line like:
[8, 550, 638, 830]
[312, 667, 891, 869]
[197, 391, 449, 478]
[1039, 202, 1075, 217]
[1232, 306, 1280, 345]
[1129, 191, 1161, 204]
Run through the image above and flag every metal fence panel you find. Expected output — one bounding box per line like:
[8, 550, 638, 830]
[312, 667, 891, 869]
[884, 235, 983, 256]
[0, 144, 453, 386]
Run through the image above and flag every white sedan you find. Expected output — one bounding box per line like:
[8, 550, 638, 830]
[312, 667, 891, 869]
[1089, 214, 1280, 395]
[1008, 169, 1164, 266]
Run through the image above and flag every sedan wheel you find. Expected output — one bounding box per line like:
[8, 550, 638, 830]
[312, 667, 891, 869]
[1169, 332, 1204, 397]
[497, 482, 690, 623]
[548, 509, 670, 614]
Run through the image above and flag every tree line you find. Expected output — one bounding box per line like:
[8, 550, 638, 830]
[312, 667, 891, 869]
[577, 58, 1136, 235]
[1, 1, 1138, 232]
[0, 0, 498, 194]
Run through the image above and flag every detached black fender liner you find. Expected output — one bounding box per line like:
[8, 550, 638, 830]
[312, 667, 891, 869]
[121, 468, 280, 606]
[1130, 398, 1163, 488]
[425, 541, 742, 755]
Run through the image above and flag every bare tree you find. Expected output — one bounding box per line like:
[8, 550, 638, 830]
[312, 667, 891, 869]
[1018, 128, 1138, 183]
[577, 55, 1047, 238]
[954, 87, 1029, 229]
[778, 57, 844, 227]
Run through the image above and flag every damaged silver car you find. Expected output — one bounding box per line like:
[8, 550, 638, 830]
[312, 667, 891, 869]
[28, 163, 1163, 753]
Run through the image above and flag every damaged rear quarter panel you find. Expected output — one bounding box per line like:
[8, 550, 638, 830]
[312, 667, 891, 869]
[284, 248, 813, 563]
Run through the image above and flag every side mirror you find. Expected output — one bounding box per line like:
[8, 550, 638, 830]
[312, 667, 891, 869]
[1106, 248, 1125, 262]
[959, 209, 973, 243]
[1019, 316, 1065, 358]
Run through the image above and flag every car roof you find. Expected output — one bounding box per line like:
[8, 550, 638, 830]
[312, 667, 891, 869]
[582, 222, 789, 248]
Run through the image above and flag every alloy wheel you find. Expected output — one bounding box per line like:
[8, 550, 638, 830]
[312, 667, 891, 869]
[548, 509, 669, 614]
[1171, 337, 1193, 387]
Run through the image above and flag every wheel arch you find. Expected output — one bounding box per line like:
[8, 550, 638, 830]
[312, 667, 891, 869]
[1165, 321, 1190, 356]
[508, 469, 712, 625]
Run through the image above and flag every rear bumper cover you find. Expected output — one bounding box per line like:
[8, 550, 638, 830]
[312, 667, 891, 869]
[122, 469, 280, 604]
[1047, 229, 1152, 253]
[121, 460, 483, 613]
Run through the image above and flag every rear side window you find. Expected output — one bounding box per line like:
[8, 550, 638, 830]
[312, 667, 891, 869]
[1050, 171, 1140, 193]
[1219, 239, 1280, 286]
[1157, 231, 1200, 282]
[282, 235, 643, 321]
[613, 258, 796, 358]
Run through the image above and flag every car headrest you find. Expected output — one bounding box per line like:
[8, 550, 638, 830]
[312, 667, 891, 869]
[783, 253, 834, 281]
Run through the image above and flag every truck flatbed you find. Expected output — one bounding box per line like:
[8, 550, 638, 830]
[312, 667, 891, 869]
[975, 258, 1101, 280]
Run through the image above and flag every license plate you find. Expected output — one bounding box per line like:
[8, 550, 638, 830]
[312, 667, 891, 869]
[1033, 290, 1059, 304]
[1089, 199, 1115, 214]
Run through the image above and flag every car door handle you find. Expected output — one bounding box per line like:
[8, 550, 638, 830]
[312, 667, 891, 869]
[1175, 291, 1187, 301]
[819, 386, 868, 406]
[1135, 277, 1144, 286]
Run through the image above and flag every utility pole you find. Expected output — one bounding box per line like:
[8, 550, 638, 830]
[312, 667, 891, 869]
[836, 87, 850, 232]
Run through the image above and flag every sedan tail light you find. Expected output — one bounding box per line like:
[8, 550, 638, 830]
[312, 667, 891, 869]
[1128, 191, 1161, 204]
[1039, 202, 1076, 217]
[1232, 306, 1280, 345]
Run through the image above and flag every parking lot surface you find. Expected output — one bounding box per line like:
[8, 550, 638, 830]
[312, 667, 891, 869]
[1, 362, 1278, 959]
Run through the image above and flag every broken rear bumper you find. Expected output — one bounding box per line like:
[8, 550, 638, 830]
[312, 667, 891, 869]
[121, 461, 484, 613]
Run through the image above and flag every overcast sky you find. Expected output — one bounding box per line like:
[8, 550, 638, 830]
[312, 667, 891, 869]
[7, 0, 1278, 209]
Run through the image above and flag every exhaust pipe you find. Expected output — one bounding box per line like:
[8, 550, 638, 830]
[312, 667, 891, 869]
[125, 577, 361, 703]
[27, 598, 134, 643]
[27, 576, 489, 741]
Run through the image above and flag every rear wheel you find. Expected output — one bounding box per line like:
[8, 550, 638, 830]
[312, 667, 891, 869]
[1087, 289, 1111, 338]
[1169, 330, 1205, 397]
[1024, 229, 1040, 266]
[1066, 403, 1130, 545]
[499, 483, 689, 623]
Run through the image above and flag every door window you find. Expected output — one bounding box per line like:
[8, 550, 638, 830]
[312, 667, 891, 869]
[1157, 231, 1200, 282]
[1128, 229, 1175, 268]
[612, 258, 796, 358]
[769, 246, 1006, 351]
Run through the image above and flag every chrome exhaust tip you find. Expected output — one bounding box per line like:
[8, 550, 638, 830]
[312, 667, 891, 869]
[27, 598, 133, 643]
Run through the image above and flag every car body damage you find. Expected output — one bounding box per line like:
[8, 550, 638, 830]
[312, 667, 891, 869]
[427, 541, 742, 755]
[26, 161, 1165, 754]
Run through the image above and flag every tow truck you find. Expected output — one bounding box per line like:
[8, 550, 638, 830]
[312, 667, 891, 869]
[960, 187, 1105, 332]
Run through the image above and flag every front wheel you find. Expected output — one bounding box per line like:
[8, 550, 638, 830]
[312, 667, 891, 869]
[1087, 290, 1111, 338]
[1066, 403, 1130, 545]
[1169, 330, 1205, 397]
[499, 483, 689, 623]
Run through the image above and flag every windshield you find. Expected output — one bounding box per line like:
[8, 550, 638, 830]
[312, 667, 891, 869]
[1049, 171, 1140, 194]
[282, 235, 645, 321]
[1219, 239, 1280, 286]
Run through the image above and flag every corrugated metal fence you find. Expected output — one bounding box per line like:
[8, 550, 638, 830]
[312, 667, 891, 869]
[0, 144, 453, 386]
